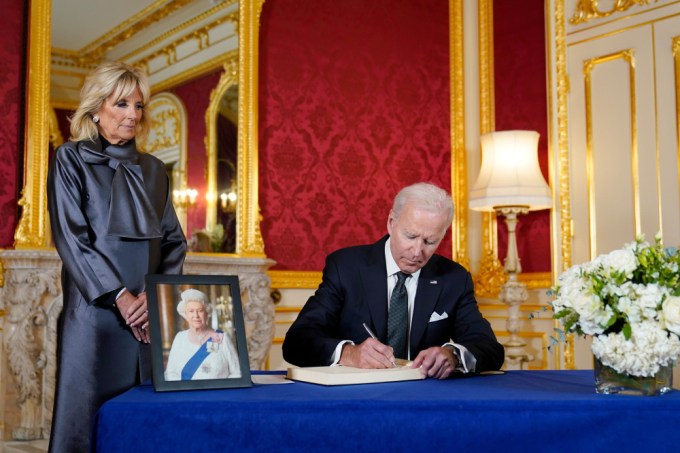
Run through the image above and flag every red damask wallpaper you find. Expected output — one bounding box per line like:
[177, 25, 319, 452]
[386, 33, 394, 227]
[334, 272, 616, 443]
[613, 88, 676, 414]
[0, 2, 26, 247]
[494, 0, 552, 273]
[259, 0, 452, 271]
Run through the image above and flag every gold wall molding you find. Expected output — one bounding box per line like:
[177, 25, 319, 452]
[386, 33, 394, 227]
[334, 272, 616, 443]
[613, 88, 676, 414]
[145, 92, 188, 231]
[473, 0, 507, 298]
[15, 0, 51, 249]
[553, 0, 575, 369]
[269, 270, 323, 289]
[120, 7, 238, 64]
[205, 59, 238, 232]
[450, 0, 469, 268]
[131, 12, 238, 79]
[145, 95, 184, 153]
[238, 0, 267, 256]
[554, 1, 573, 275]
[151, 51, 237, 94]
[673, 35, 680, 204]
[570, 0, 658, 25]
[269, 269, 551, 291]
[51, 2, 237, 106]
[583, 49, 637, 259]
[55, 0, 198, 65]
[48, 108, 64, 149]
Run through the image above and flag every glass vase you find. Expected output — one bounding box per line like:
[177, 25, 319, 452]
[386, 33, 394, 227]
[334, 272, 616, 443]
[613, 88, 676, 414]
[594, 356, 674, 396]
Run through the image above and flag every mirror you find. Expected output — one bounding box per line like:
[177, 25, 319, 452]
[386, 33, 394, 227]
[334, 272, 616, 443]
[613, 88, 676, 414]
[190, 60, 238, 253]
[19, 0, 265, 256]
[144, 92, 188, 232]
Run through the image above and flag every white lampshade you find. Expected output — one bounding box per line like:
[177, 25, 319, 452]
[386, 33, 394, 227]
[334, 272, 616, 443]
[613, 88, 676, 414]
[469, 130, 552, 212]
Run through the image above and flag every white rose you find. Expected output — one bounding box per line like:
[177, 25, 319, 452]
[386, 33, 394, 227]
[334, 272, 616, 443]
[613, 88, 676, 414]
[571, 292, 602, 321]
[601, 248, 637, 277]
[661, 296, 680, 336]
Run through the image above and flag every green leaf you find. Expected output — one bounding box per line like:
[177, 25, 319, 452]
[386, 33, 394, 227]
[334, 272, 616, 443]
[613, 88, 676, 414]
[622, 323, 632, 340]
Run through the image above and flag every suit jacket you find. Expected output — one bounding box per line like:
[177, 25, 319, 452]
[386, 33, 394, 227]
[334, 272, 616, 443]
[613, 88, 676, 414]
[283, 235, 504, 372]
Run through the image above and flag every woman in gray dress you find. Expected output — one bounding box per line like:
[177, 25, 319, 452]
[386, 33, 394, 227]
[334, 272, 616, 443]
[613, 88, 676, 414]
[47, 61, 186, 453]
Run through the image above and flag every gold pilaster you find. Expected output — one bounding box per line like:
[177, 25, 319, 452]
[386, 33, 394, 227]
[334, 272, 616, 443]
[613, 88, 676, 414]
[450, 0, 468, 268]
[474, 0, 507, 298]
[237, 0, 267, 256]
[15, 0, 51, 249]
[553, 0, 575, 369]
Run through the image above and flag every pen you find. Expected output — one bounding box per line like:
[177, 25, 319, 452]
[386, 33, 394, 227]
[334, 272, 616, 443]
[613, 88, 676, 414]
[362, 322, 378, 340]
[363, 323, 397, 368]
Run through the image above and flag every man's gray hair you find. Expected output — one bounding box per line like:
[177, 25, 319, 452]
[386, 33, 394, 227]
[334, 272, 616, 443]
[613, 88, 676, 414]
[391, 182, 454, 227]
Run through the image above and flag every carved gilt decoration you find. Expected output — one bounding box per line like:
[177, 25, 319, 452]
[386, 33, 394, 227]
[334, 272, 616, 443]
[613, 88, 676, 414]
[570, 0, 656, 25]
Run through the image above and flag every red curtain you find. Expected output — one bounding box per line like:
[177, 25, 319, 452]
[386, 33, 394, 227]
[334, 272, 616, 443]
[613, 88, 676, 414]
[493, 0, 552, 273]
[0, 2, 26, 247]
[259, 0, 451, 270]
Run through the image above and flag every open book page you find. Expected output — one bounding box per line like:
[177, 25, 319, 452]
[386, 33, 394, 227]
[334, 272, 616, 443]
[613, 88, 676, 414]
[286, 363, 425, 386]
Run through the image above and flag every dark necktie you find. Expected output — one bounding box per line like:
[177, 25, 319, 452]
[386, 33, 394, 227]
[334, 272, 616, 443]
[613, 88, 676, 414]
[387, 271, 409, 359]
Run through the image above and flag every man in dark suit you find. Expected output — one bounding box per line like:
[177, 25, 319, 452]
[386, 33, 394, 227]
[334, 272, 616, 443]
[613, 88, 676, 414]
[283, 182, 504, 379]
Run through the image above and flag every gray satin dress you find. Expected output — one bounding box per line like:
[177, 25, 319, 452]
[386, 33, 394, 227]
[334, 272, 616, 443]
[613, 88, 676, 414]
[47, 137, 186, 453]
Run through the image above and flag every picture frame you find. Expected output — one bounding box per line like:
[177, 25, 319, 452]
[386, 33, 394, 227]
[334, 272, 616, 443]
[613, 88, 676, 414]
[145, 274, 252, 391]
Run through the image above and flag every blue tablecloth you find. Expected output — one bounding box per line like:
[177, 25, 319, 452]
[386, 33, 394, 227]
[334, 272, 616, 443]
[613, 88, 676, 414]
[94, 370, 680, 452]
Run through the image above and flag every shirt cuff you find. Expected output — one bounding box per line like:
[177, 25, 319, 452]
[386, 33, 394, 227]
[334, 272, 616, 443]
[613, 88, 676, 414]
[331, 340, 355, 365]
[444, 342, 477, 373]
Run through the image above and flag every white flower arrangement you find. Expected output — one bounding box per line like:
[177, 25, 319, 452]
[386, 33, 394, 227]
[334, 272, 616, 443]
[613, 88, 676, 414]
[550, 234, 680, 377]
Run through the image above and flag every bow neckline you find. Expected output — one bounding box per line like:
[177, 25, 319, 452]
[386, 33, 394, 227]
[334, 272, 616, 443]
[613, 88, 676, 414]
[80, 137, 162, 239]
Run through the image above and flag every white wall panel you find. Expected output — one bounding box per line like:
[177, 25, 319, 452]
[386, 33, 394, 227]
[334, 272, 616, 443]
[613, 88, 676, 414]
[568, 27, 659, 262]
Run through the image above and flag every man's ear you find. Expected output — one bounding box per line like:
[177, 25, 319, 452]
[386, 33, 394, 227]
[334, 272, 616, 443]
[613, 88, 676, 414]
[387, 210, 395, 234]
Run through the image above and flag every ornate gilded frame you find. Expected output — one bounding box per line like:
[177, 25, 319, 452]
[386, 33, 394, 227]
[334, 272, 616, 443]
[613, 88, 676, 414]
[205, 58, 238, 236]
[17, 0, 266, 257]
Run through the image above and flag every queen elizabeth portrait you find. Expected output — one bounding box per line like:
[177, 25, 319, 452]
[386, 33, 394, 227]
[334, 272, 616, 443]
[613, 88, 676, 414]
[165, 288, 241, 380]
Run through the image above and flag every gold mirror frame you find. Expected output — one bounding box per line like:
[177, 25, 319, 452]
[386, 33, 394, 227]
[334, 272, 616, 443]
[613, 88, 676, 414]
[17, 0, 265, 257]
[205, 59, 238, 235]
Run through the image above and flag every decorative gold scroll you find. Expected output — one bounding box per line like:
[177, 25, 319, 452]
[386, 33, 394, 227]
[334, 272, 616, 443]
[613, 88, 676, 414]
[569, 0, 656, 25]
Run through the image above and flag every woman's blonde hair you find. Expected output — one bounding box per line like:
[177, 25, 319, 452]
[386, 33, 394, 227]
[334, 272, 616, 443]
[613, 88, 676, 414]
[69, 61, 151, 142]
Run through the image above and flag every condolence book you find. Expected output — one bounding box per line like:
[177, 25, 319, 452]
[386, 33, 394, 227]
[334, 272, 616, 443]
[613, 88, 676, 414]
[286, 364, 425, 386]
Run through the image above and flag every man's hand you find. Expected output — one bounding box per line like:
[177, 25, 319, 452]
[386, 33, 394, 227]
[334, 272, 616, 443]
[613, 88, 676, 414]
[411, 346, 457, 379]
[339, 338, 395, 368]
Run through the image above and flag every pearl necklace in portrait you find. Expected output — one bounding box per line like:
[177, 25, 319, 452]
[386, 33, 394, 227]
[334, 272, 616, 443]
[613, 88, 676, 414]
[191, 329, 208, 344]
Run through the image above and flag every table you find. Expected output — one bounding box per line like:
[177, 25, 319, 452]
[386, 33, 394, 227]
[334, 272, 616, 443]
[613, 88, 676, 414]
[94, 370, 680, 452]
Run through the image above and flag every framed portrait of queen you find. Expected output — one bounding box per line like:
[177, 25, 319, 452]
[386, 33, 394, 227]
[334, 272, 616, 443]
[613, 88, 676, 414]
[146, 274, 251, 391]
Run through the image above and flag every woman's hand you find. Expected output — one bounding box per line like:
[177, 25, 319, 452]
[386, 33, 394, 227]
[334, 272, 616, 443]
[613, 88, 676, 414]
[126, 291, 149, 328]
[115, 289, 150, 343]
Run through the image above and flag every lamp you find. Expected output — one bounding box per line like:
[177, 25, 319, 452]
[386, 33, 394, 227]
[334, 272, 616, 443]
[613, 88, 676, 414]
[469, 130, 552, 369]
[220, 191, 237, 213]
[172, 188, 198, 209]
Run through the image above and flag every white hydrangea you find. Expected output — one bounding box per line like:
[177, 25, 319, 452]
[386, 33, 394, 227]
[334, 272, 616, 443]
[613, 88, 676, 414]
[592, 321, 680, 377]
